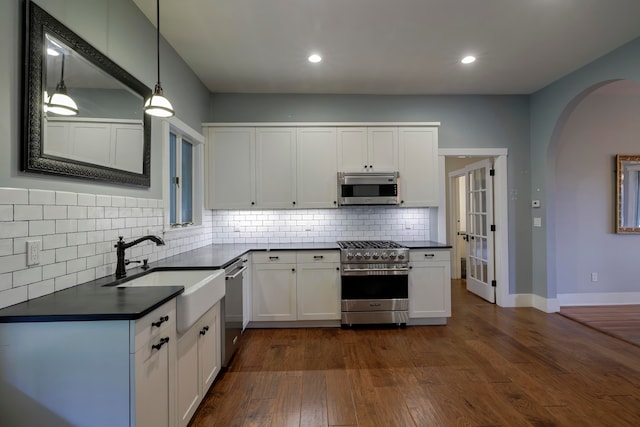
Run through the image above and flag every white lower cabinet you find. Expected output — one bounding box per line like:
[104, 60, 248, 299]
[296, 252, 341, 320]
[0, 300, 177, 427]
[177, 302, 221, 427]
[133, 301, 177, 427]
[408, 249, 452, 319]
[252, 252, 297, 321]
[252, 250, 340, 323]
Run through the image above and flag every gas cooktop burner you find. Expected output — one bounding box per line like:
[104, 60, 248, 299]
[337, 240, 405, 250]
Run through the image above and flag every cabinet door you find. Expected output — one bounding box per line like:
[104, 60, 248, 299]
[337, 127, 368, 172]
[399, 127, 439, 207]
[367, 127, 398, 171]
[206, 127, 256, 209]
[199, 303, 220, 394]
[408, 261, 451, 318]
[252, 263, 297, 321]
[297, 262, 341, 320]
[297, 127, 338, 208]
[134, 328, 175, 427]
[177, 325, 200, 427]
[256, 127, 297, 208]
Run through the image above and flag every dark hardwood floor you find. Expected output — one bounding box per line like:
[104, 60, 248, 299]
[189, 281, 640, 426]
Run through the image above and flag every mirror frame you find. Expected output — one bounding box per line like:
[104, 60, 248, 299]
[23, 2, 152, 187]
[616, 154, 640, 234]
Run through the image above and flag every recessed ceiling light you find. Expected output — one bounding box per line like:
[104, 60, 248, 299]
[308, 54, 322, 63]
[461, 55, 476, 64]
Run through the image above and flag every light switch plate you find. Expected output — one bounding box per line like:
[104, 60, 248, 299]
[533, 217, 542, 227]
[532, 200, 541, 208]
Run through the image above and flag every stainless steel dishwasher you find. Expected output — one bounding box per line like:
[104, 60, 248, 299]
[222, 258, 246, 367]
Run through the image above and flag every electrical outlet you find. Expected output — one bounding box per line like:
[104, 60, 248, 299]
[27, 240, 40, 266]
[533, 217, 542, 227]
[591, 272, 598, 282]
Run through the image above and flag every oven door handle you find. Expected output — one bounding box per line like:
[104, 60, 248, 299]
[225, 265, 247, 280]
[342, 267, 410, 274]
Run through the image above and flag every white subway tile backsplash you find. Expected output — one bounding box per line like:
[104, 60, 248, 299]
[43, 262, 67, 280]
[44, 205, 68, 220]
[56, 246, 77, 262]
[56, 191, 78, 206]
[0, 286, 27, 309]
[77, 219, 96, 232]
[67, 258, 86, 274]
[0, 221, 28, 238]
[15, 205, 43, 220]
[0, 188, 28, 205]
[77, 193, 96, 206]
[54, 273, 77, 291]
[0, 273, 11, 291]
[29, 189, 56, 205]
[56, 219, 78, 233]
[0, 205, 13, 221]
[68, 206, 88, 219]
[13, 266, 42, 287]
[88, 206, 105, 219]
[43, 234, 67, 250]
[29, 220, 55, 236]
[96, 195, 111, 206]
[0, 254, 26, 274]
[0, 239, 12, 256]
[28, 279, 54, 299]
[111, 196, 125, 207]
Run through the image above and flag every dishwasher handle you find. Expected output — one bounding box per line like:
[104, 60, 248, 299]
[225, 265, 247, 280]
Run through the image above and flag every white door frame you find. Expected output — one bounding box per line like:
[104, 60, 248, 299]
[438, 148, 512, 308]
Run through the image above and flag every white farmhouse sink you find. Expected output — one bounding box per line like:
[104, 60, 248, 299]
[119, 270, 225, 333]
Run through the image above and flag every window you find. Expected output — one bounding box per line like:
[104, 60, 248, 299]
[163, 117, 204, 230]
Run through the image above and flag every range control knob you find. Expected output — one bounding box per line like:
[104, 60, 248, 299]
[389, 252, 397, 259]
[364, 252, 371, 260]
[397, 253, 405, 260]
[372, 252, 380, 260]
[346, 252, 354, 260]
[355, 252, 363, 260]
[380, 252, 389, 260]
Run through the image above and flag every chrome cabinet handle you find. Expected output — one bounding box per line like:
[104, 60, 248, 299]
[313, 255, 324, 260]
[269, 256, 279, 260]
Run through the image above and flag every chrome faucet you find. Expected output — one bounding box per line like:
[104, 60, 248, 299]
[114, 235, 165, 279]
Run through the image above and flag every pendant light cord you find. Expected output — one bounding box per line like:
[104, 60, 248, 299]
[156, 0, 161, 86]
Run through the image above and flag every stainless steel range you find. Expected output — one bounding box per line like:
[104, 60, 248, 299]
[337, 240, 410, 326]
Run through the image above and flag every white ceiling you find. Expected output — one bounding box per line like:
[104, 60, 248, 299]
[132, 0, 640, 95]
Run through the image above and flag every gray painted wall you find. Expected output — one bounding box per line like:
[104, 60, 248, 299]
[530, 36, 640, 300]
[209, 94, 533, 294]
[555, 81, 640, 297]
[0, 0, 210, 199]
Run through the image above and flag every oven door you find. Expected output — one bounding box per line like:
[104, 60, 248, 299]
[341, 274, 408, 312]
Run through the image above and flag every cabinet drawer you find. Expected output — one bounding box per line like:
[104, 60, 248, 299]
[133, 299, 176, 352]
[252, 251, 297, 264]
[296, 250, 340, 264]
[410, 250, 450, 263]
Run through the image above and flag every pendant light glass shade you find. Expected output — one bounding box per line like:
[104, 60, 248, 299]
[46, 54, 78, 116]
[144, 83, 174, 117]
[144, 0, 174, 117]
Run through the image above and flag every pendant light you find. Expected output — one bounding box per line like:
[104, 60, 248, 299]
[46, 54, 78, 116]
[144, 0, 174, 117]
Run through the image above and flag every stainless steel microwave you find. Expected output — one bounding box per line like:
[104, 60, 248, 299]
[338, 172, 399, 206]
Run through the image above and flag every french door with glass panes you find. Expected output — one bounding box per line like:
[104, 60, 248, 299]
[465, 159, 495, 303]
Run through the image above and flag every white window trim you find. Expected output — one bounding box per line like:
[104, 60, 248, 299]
[162, 117, 205, 234]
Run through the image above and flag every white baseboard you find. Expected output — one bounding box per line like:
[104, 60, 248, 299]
[501, 293, 559, 313]
[558, 292, 640, 307]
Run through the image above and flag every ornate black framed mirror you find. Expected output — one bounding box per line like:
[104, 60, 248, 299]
[23, 2, 152, 186]
[616, 154, 640, 234]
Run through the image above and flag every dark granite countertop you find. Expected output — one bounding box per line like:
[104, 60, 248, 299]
[0, 240, 448, 323]
[399, 241, 452, 249]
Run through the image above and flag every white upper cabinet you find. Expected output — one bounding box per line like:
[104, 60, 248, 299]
[367, 127, 398, 171]
[206, 127, 256, 209]
[338, 127, 398, 172]
[256, 127, 297, 209]
[337, 127, 368, 172]
[296, 127, 338, 208]
[398, 127, 439, 207]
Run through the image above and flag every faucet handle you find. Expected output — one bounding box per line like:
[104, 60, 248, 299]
[142, 259, 150, 270]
